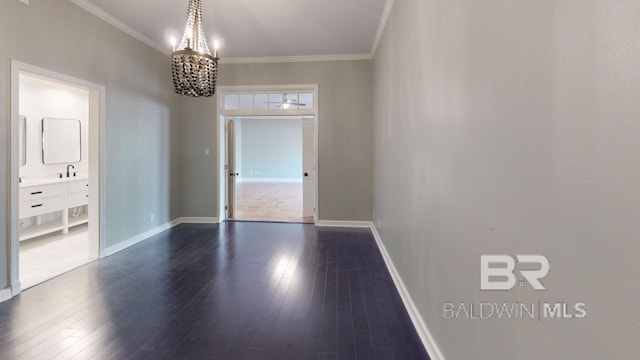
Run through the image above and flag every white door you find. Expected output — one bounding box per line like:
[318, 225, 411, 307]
[302, 120, 315, 218]
[226, 119, 237, 219]
[219, 117, 227, 219]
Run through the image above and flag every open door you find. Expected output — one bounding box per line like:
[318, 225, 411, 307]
[302, 120, 315, 218]
[226, 118, 237, 219]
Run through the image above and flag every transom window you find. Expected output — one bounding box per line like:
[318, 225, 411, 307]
[223, 92, 314, 111]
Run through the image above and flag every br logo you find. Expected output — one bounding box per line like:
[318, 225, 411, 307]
[480, 255, 550, 291]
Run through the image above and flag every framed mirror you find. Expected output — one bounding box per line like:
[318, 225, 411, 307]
[19, 115, 26, 166]
[42, 117, 81, 164]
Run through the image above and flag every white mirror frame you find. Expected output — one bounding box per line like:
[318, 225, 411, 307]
[42, 117, 82, 164]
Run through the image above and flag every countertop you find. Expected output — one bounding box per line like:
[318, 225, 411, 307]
[19, 176, 89, 187]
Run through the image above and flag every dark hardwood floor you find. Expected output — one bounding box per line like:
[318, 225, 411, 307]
[0, 222, 429, 360]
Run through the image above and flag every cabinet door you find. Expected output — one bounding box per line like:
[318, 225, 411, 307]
[68, 179, 89, 193]
[68, 191, 89, 207]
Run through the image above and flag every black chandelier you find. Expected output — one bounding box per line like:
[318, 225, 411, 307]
[171, 0, 219, 98]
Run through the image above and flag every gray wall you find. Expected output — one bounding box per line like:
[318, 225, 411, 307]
[239, 118, 302, 180]
[181, 60, 374, 221]
[1, 0, 182, 290]
[373, 0, 640, 359]
[179, 97, 217, 218]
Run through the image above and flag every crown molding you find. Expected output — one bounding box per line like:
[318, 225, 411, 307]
[17, 0, 29, 5]
[370, 0, 395, 57]
[69, 0, 390, 63]
[69, 0, 169, 55]
[220, 53, 372, 64]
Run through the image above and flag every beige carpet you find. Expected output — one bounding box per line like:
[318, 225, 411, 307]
[234, 182, 313, 223]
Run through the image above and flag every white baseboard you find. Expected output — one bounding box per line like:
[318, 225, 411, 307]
[0, 288, 12, 303]
[179, 217, 219, 224]
[3, 215, 443, 360]
[11, 281, 21, 296]
[2, 217, 219, 303]
[316, 220, 373, 228]
[369, 225, 445, 360]
[317, 220, 444, 358]
[103, 218, 181, 257]
[237, 178, 302, 183]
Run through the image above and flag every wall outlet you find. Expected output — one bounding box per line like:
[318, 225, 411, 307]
[149, 213, 155, 223]
[205, 148, 210, 156]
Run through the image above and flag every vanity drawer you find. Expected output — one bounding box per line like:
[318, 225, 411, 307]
[68, 179, 89, 193]
[19, 195, 65, 217]
[19, 183, 64, 201]
[68, 191, 89, 206]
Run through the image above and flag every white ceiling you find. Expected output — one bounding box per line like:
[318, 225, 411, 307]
[72, 0, 391, 61]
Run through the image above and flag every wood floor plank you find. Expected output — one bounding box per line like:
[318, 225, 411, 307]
[0, 222, 429, 360]
[234, 182, 313, 223]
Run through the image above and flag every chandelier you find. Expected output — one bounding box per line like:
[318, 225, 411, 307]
[171, 0, 219, 98]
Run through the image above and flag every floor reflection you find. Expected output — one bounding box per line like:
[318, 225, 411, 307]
[0, 222, 429, 360]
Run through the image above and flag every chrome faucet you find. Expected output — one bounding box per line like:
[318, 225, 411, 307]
[66, 164, 75, 178]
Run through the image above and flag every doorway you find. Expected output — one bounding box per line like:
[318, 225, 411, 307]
[9, 62, 104, 294]
[217, 86, 318, 224]
[224, 116, 315, 223]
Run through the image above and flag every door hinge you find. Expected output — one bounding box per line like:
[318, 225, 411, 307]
[313, 208, 316, 213]
[224, 125, 228, 132]
[224, 164, 228, 170]
[225, 205, 228, 210]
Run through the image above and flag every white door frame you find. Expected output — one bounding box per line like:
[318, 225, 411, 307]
[226, 117, 237, 219]
[216, 84, 319, 223]
[8, 61, 106, 297]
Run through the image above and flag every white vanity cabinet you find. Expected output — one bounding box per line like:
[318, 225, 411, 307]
[19, 177, 89, 241]
[67, 178, 89, 228]
[19, 182, 66, 240]
[19, 183, 65, 217]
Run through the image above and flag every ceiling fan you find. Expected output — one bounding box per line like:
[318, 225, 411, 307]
[265, 93, 306, 109]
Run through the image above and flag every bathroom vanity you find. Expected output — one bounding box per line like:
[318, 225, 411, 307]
[19, 177, 89, 241]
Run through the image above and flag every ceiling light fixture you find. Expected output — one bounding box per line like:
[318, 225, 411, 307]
[171, 0, 219, 98]
[264, 94, 307, 109]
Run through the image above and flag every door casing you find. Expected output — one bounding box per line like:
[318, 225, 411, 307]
[216, 85, 319, 223]
[226, 118, 237, 219]
[8, 61, 106, 297]
[302, 119, 315, 218]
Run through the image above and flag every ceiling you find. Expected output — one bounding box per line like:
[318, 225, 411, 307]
[73, 0, 391, 61]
